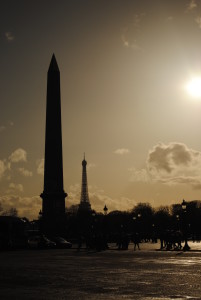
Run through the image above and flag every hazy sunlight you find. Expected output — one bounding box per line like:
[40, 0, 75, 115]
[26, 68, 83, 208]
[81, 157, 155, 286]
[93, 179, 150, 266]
[186, 77, 201, 98]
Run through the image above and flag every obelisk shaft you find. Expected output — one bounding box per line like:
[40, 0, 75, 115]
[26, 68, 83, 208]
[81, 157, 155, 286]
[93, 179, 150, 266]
[44, 55, 63, 192]
[40, 54, 67, 235]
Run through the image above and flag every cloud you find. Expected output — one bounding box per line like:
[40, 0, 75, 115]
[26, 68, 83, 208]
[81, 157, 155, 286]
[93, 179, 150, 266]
[89, 190, 135, 212]
[88, 163, 96, 170]
[67, 184, 135, 212]
[128, 168, 150, 183]
[122, 34, 130, 47]
[186, 0, 197, 12]
[18, 167, 33, 177]
[121, 14, 145, 52]
[147, 142, 198, 174]
[0, 160, 6, 179]
[166, 16, 173, 22]
[5, 31, 14, 42]
[0, 126, 6, 132]
[9, 148, 27, 163]
[114, 148, 130, 155]
[121, 34, 143, 52]
[0, 122, 14, 133]
[0, 149, 31, 184]
[67, 184, 81, 206]
[8, 183, 24, 193]
[133, 13, 145, 30]
[0, 195, 41, 220]
[36, 158, 44, 175]
[195, 16, 201, 28]
[130, 142, 201, 189]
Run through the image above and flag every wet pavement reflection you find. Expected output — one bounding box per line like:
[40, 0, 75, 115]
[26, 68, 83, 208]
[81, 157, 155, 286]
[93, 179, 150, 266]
[0, 242, 201, 299]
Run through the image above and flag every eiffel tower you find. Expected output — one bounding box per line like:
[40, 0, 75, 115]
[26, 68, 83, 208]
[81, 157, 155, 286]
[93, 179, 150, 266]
[79, 154, 91, 212]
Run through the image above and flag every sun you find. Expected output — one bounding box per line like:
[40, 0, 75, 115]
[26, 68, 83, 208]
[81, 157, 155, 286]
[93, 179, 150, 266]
[186, 77, 201, 98]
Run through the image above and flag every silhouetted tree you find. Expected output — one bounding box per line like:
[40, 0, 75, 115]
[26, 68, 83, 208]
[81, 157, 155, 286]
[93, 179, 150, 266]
[59, 200, 201, 243]
[154, 206, 171, 234]
[1, 207, 18, 217]
[132, 203, 154, 218]
[171, 201, 201, 238]
[171, 203, 182, 217]
[106, 210, 130, 242]
[131, 203, 154, 239]
[186, 201, 201, 238]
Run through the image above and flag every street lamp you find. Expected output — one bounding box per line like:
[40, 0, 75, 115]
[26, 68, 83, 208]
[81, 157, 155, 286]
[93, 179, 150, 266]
[181, 199, 190, 251]
[38, 209, 43, 234]
[91, 212, 96, 235]
[103, 205, 108, 215]
[132, 213, 141, 233]
[176, 214, 180, 231]
[182, 199, 187, 211]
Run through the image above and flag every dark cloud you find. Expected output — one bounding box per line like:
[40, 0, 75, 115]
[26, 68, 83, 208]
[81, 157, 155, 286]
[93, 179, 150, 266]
[147, 142, 201, 187]
[130, 142, 201, 189]
[147, 142, 197, 174]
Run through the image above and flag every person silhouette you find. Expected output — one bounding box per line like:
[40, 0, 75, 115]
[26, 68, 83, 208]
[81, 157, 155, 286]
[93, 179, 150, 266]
[133, 232, 140, 250]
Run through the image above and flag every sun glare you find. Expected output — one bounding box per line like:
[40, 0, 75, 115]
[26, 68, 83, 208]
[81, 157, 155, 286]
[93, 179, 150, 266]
[186, 77, 201, 98]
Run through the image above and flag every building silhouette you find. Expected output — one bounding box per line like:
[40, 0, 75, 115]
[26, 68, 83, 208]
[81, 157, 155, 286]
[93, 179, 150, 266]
[40, 54, 67, 235]
[78, 154, 91, 212]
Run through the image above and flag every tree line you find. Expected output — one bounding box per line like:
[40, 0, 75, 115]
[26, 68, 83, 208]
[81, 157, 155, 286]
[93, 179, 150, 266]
[65, 201, 201, 242]
[1, 200, 201, 242]
[0, 203, 18, 217]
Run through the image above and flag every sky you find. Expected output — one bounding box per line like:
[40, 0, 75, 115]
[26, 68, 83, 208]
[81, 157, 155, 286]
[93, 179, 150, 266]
[2, 0, 201, 219]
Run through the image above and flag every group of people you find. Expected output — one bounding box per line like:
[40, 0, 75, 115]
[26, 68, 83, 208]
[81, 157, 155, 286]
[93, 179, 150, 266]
[159, 230, 183, 250]
[116, 232, 141, 250]
[77, 232, 142, 251]
[76, 229, 190, 252]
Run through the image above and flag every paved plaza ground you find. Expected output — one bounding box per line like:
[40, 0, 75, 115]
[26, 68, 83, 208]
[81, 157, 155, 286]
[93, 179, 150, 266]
[0, 242, 201, 300]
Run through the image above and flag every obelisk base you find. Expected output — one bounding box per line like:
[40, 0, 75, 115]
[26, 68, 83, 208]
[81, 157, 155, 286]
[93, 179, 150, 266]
[40, 191, 67, 236]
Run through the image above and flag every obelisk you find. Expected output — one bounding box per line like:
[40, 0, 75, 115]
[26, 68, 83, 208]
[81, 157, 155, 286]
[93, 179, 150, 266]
[40, 54, 67, 235]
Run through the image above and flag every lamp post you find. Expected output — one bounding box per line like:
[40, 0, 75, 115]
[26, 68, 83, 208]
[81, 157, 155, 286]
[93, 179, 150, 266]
[103, 205, 108, 215]
[181, 199, 190, 251]
[182, 199, 187, 211]
[176, 214, 180, 231]
[132, 213, 141, 233]
[38, 209, 43, 235]
[102, 205, 108, 249]
[91, 212, 96, 230]
[132, 213, 141, 250]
